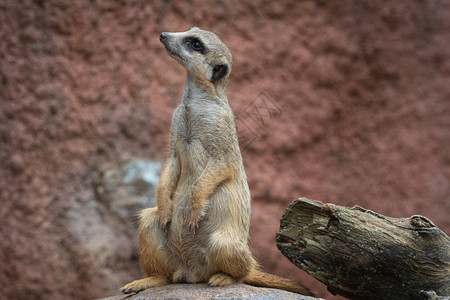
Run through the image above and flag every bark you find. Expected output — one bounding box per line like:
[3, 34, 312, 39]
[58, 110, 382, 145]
[276, 198, 450, 300]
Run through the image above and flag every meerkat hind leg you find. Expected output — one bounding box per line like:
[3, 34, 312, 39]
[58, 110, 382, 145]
[121, 208, 173, 294]
[208, 272, 237, 287]
[120, 276, 169, 294]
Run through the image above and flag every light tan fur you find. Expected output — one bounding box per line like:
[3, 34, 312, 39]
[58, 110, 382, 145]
[121, 27, 312, 296]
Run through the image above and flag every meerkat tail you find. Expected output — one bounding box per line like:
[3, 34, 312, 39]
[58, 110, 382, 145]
[243, 269, 313, 296]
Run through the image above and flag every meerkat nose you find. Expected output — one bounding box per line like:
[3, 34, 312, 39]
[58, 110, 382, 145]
[160, 32, 168, 42]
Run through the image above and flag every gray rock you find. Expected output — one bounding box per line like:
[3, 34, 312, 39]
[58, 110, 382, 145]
[96, 283, 324, 300]
[65, 159, 162, 295]
[94, 159, 161, 218]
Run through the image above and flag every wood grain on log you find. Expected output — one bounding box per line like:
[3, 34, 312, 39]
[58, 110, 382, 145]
[276, 198, 450, 300]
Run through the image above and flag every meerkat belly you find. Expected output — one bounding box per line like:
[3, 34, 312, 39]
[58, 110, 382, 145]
[167, 136, 209, 272]
[168, 178, 251, 281]
[167, 140, 250, 281]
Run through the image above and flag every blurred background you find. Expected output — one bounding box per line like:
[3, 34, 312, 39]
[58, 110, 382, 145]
[1, 1, 449, 299]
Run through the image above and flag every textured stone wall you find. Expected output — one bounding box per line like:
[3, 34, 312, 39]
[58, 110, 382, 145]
[1, 1, 449, 299]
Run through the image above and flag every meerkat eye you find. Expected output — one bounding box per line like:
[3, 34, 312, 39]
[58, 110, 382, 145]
[189, 39, 204, 52]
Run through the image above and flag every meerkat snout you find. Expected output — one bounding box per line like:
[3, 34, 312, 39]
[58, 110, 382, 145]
[160, 32, 167, 42]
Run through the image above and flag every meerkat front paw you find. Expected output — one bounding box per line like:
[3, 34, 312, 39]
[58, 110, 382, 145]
[157, 212, 171, 230]
[189, 209, 206, 233]
[156, 202, 173, 230]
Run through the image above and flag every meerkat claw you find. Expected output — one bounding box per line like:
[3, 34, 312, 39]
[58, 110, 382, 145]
[157, 214, 171, 231]
[189, 222, 199, 234]
[162, 219, 170, 231]
[162, 222, 168, 233]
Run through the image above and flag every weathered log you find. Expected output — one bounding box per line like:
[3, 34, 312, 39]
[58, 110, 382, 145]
[276, 198, 450, 300]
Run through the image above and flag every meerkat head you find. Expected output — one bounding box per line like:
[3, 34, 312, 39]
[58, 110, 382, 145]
[160, 27, 233, 94]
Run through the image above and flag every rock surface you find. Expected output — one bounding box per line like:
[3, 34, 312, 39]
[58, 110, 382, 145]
[97, 284, 323, 300]
[0, 1, 449, 300]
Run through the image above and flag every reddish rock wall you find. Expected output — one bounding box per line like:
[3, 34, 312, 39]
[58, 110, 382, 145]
[1, 1, 449, 299]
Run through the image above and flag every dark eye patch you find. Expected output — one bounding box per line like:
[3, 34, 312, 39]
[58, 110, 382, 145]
[185, 37, 205, 53]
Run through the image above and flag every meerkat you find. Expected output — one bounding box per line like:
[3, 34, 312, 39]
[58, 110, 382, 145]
[120, 27, 312, 296]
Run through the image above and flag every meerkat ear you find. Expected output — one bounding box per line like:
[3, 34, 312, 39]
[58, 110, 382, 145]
[211, 64, 228, 82]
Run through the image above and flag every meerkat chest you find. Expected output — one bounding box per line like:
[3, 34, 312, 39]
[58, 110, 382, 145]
[175, 103, 229, 146]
